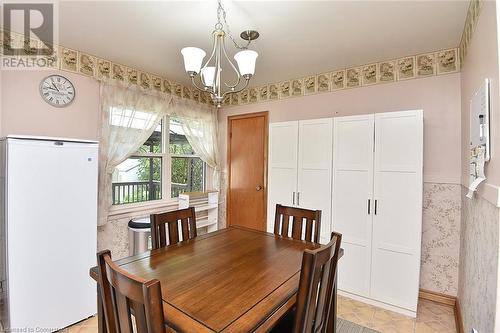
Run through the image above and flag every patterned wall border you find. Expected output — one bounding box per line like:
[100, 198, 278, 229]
[459, 0, 482, 66]
[1, 29, 461, 109]
[223, 47, 460, 107]
[0, 29, 213, 105]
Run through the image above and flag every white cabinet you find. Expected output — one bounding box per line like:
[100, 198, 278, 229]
[332, 110, 423, 316]
[332, 114, 375, 298]
[268, 118, 333, 244]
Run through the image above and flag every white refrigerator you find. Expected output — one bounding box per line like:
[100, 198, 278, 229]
[0, 136, 98, 331]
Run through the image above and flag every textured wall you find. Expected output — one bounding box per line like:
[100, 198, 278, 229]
[420, 183, 461, 295]
[459, 187, 499, 333]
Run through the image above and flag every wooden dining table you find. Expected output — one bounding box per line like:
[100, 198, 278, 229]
[90, 225, 342, 333]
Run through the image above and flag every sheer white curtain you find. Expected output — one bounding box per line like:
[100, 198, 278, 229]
[171, 98, 219, 184]
[98, 78, 219, 226]
[98, 79, 172, 225]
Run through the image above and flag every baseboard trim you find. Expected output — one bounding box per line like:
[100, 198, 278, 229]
[455, 298, 464, 333]
[418, 289, 463, 333]
[339, 290, 417, 318]
[418, 289, 456, 306]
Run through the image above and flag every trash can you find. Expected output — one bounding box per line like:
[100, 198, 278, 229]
[128, 217, 152, 255]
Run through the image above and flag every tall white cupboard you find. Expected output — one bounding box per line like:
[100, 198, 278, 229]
[267, 118, 333, 244]
[267, 110, 423, 316]
[332, 110, 423, 316]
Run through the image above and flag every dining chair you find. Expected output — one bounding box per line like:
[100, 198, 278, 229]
[96, 250, 166, 333]
[274, 204, 322, 243]
[150, 207, 197, 249]
[271, 232, 342, 333]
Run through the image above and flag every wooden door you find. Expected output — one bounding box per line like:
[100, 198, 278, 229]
[227, 112, 268, 230]
[297, 118, 333, 244]
[267, 121, 299, 232]
[371, 110, 423, 312]
[332, 114, 375, 297]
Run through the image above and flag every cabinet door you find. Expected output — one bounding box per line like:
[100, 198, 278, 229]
[371, 110, 423, 312]
[267, 121, 299, 232]
[332, 115, 375, 297]
[297, 118, 333, 244]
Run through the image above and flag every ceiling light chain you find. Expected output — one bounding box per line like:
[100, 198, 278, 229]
[216, 0, 250, 50]
[180, 0, 259, 108]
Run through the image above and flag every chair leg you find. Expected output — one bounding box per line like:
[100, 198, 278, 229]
[326, 270, 339, 333]
[97, 285, 107, 333]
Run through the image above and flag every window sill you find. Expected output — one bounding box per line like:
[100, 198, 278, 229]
[108, 199, 180, 221]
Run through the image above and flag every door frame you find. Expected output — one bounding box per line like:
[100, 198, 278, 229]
[226, 111, 269, 229]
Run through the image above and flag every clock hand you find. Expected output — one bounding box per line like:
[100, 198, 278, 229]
[51, 82, 60, 92]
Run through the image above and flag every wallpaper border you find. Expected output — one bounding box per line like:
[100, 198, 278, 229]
[459, 0, 483, 67]
[0, 29, 213, 105]
[224, 47, 460, 107]
[2, 28, 462, 108]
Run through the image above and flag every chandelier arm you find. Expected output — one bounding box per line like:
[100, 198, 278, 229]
[221, 37, 241, 89]
[221, 77, 249, 99]
[190, 76, 211, 95]
[200, 32, 218, 75]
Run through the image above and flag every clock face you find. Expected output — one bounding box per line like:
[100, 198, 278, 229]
[39, 75, 75, 107]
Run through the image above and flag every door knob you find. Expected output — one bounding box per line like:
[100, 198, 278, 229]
[256, 185, 263, 191]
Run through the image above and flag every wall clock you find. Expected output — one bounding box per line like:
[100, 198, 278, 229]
[39, 75, 76, 107]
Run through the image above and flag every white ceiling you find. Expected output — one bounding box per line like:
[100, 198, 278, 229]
[56, 0, 468, 87]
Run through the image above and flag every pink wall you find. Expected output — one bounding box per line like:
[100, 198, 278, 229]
[219, 73, 462, 185]
[458, 2, 500, 333]
[461, 1, 500, 194]
[1, 70, 100, 140]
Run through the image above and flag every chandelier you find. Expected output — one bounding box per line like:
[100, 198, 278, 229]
[180, 0, 259, 108]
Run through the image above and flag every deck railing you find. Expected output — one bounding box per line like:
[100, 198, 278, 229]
[112, 181, 161, 205]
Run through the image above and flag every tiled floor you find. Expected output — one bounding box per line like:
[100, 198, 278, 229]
[64, 295, 457, 333]
[337, 295, 457, 333]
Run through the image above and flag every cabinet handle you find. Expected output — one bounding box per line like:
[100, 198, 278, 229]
[368, 199, 371, 215]
[297, 192, 300, 206]
[292, 192, 296, 205]
[374, 200, 378, 215]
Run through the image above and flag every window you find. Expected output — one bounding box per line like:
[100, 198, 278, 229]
[111, 117, 205, 205]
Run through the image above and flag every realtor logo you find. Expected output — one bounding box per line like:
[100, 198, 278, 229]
[1, 2, 57, 69]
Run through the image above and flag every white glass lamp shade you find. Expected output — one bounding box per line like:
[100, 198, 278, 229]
[201, 66, 216, 87]
[181, 47, 206, 74]
[234, 50, 258, 76]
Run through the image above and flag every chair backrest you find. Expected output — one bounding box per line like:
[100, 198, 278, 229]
[274, 204, 322, 243]
[150, 207, 197, 249]
[293, 232, 342, 333]
[97, 250, 166, 333]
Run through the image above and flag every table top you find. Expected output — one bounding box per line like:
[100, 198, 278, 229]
[90, 226, 325, 333]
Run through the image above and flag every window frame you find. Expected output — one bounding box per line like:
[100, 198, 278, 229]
[109, 115, 207, 216]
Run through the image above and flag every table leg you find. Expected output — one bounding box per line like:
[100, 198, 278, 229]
[97, 285, 107, 333]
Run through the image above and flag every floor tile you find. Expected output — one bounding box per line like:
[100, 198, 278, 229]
[337, 296, 457, 333]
